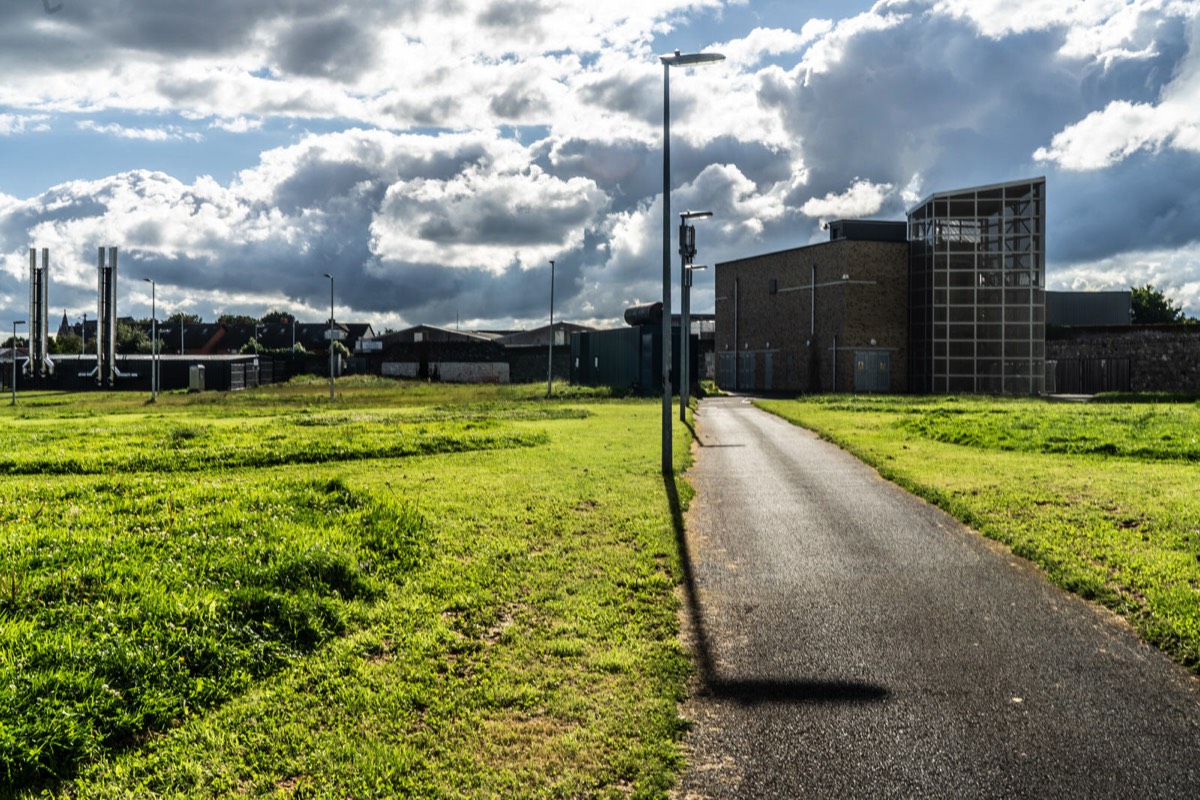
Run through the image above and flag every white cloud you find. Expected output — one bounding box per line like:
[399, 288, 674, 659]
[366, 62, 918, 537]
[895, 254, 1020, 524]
[795, 9, 908, 81]
[1035, 10, 1200, 169]
[209, 116, 264, 133]
[800, 179, 894, 222]
[927, 0, 1127, 39]
[1049, 242, 1200, 316]
[77, 120, 204, 142]
[0, 113, 49, 135]
[370, 163, 609, 272]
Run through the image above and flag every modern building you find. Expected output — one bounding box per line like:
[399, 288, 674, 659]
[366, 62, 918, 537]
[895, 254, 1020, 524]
[715, 177, 1047, 395]
[908, 178, 1046, 394]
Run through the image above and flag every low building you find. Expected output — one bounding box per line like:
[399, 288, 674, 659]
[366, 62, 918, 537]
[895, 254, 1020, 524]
[375, 323, 592, 384]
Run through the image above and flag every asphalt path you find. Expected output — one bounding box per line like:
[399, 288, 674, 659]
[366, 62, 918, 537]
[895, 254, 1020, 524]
[671, 397, 1200, 799]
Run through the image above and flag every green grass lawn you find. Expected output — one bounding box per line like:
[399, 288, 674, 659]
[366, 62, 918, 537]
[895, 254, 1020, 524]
[1, 379, 695, 798]
[757, 394, 1200, 672]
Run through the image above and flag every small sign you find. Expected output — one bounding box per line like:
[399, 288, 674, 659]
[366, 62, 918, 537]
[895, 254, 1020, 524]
[324, 329, 347, 340]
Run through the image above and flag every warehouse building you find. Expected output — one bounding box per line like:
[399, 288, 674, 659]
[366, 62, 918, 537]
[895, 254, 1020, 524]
[715, 177, 1047, 395]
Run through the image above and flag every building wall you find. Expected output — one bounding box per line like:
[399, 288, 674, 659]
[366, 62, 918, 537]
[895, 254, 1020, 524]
[1047, 325, 1200, 394]
[714, 239, 909, 393]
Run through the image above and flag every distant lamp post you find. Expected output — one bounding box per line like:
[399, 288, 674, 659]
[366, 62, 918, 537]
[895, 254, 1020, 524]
[80, 313, 86, 355]
[679, 210, 713, 422]
[546, 259, 555, 398]
[660, 47, 724, 474]
[142, 278, 157, 401]
[683, 262, 709, 419]
[11, 320, 26, 405]
[323, 273, 335, 401]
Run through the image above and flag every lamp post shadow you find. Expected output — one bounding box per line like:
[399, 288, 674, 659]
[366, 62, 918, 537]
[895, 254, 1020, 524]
[663, 472, 889, 706]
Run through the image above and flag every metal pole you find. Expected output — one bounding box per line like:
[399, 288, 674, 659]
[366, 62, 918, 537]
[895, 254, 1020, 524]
[547, 259, 555, 397]
[152, 284, 157, 399]
[11, 321, 24, 405]
[657, 50, 723, 470]
[323, 273, 334, 400]
[143, 278, 157, 400]
[81, 313, 86, 355]
[661, 59, 672, 474]
[680, 248, 688, 422]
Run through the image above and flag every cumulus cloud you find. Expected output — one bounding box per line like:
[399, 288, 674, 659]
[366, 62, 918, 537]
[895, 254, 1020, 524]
[1049, 242, 1200, 317]
[0, 114, 49, 135]
[371, 165, 609, 272]
[1, 0, 1199, 330]
[800, 179, 894, 222]
[1036, 10, 1200, 169]
[77, 121, 204, 142]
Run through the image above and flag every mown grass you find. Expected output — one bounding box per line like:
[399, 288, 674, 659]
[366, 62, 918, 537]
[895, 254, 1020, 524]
[1, 380, 694, 798]
[757, 394, 1200, 671]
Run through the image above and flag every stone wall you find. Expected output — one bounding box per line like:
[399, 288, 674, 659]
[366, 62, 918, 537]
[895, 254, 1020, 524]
[1046, 325, 1200, 393]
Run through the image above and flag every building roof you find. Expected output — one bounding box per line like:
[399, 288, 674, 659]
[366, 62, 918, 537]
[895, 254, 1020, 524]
[378, 325, 503, 346]
[826, 219, 907, 243]
[908, 176, 1046, 214]
[496, 322, 594, 347]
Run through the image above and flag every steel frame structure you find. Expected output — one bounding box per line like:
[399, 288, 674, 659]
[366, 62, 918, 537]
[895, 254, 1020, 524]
[907, 178, 1046, 394]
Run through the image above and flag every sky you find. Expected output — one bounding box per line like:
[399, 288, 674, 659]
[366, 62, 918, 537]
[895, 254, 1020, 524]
[1, 0, 1198, 331]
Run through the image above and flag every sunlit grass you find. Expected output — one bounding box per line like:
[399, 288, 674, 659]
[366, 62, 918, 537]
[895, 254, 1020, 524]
[1, 379, 693, 798]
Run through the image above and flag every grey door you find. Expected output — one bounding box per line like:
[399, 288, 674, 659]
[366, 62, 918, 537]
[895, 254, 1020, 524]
[854, 351, 892, 393]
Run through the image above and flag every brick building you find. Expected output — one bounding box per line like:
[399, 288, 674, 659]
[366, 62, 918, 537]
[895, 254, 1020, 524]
[715, 221, 909, 393]
[715, 177, 1047, 395]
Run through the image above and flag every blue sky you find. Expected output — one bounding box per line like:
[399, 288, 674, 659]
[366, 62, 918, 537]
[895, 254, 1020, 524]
[1, 0, 1198, 329]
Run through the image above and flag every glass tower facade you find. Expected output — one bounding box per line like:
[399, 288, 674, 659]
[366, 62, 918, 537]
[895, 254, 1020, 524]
[908, 178, 1046, 394]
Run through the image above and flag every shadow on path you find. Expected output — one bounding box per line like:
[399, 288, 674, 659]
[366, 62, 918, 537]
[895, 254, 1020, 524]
[665, 473, 889, 706]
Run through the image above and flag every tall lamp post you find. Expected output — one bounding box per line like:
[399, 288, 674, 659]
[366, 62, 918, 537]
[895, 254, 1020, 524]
[679, 210, 712, 421]
[660, 48, 724, 474]
[142, 278, 157, 401]
[323, 273, 335, 401]
[546, 259, 555, 397]
[11, 320, 25, 405]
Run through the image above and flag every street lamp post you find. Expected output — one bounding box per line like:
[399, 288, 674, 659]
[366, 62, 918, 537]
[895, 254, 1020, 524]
[142, 278, 157, 401]
[546, 259, 555, 397]
[323, 273, 335, 401]
[11, 320, 25, 405]
[80, 313, 86, 355]
[682, 262, 709, 418]
[679, 210, 713, 421]
[660, 48, 724, 474]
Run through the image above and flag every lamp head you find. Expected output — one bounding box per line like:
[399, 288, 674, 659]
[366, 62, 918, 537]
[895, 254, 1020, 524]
[661, 50, 726, 67]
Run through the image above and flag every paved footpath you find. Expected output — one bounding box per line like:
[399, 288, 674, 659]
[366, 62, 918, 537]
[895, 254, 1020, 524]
[672, 397, 1200, 799]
